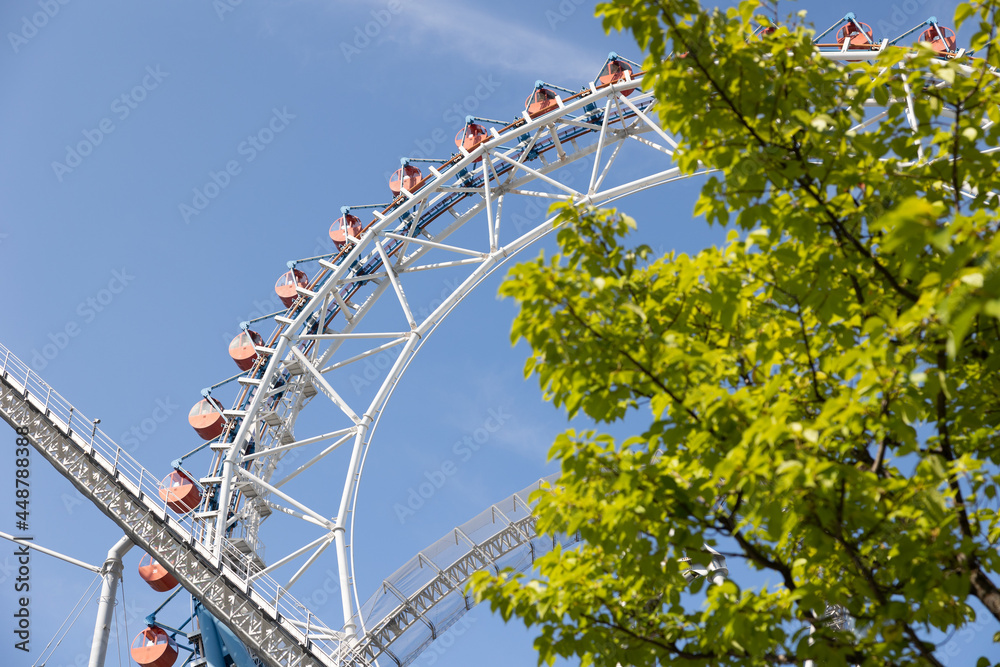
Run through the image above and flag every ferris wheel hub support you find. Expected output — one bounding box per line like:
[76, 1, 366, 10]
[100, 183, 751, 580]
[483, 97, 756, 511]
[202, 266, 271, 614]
[88, 535, 133, 667]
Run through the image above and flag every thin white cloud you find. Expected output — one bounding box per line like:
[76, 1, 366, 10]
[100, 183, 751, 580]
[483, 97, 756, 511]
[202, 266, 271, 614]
[321, 0, 601, 82]
[397, 0, 605, 82]
[266, 0, 609, 81]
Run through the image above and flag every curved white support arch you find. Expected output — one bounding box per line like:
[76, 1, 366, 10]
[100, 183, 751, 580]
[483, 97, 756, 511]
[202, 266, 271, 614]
[198, 74, 684, 638]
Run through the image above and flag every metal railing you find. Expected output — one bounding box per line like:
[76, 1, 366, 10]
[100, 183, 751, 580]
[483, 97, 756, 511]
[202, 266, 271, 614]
[0, 341, 343, 661]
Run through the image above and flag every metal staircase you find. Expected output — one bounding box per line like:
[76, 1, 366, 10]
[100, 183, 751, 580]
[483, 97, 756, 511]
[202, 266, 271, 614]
[0, 343, 343, 667]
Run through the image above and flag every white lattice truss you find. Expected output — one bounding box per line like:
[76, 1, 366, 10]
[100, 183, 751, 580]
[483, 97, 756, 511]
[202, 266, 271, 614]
[343, 509, 573, 667]
[0, 367, 332, 667]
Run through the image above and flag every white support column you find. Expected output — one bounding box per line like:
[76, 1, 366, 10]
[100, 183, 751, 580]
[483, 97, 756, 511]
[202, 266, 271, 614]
[480, 153, 496, 252]
[88, 535, 133, 667]
[589, 99, 613, 194]
[803, 625, 817, 667]
[0, 531, 100, 573]
[335, 331, 422, 638]
[333, 422, 370, 640]
[707, 550, 728, 587]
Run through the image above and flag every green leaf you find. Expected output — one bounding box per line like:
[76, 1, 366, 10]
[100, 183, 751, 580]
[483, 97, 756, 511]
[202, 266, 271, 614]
[954, 2, 976, 30]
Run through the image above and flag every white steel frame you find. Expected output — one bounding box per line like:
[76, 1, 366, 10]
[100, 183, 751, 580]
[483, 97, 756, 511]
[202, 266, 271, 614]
[200, 71, 697, 646]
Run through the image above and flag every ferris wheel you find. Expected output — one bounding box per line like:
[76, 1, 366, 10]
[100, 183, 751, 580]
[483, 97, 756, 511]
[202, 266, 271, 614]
[175, 48, 683, 667]
[0, 11, 982, 667]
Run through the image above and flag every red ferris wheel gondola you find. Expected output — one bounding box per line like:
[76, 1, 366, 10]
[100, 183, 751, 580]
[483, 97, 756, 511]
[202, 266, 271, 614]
[274, 268, 308, 308]
[525, 86, 559, 119]
[188, 397, 225, 440]
[137, 552, 179, 592]
[836, 20, 874, 48]
[329, 213, 364, 249]
[920, 24, 957, 54]
[596, 54, 635, 96]
[158, 469, 201, 514]
[228, 329, 263, 371]
[131, 627, 178, 667]
[389, 164, 427, 196]
[455, 123, 490, 155]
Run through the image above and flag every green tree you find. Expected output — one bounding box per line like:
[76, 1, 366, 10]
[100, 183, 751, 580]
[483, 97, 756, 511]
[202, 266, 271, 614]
[470, 1, 1000, 665]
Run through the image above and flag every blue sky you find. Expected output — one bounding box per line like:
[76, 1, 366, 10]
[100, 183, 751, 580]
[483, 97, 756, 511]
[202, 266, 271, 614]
[1, 1, 992, 667]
